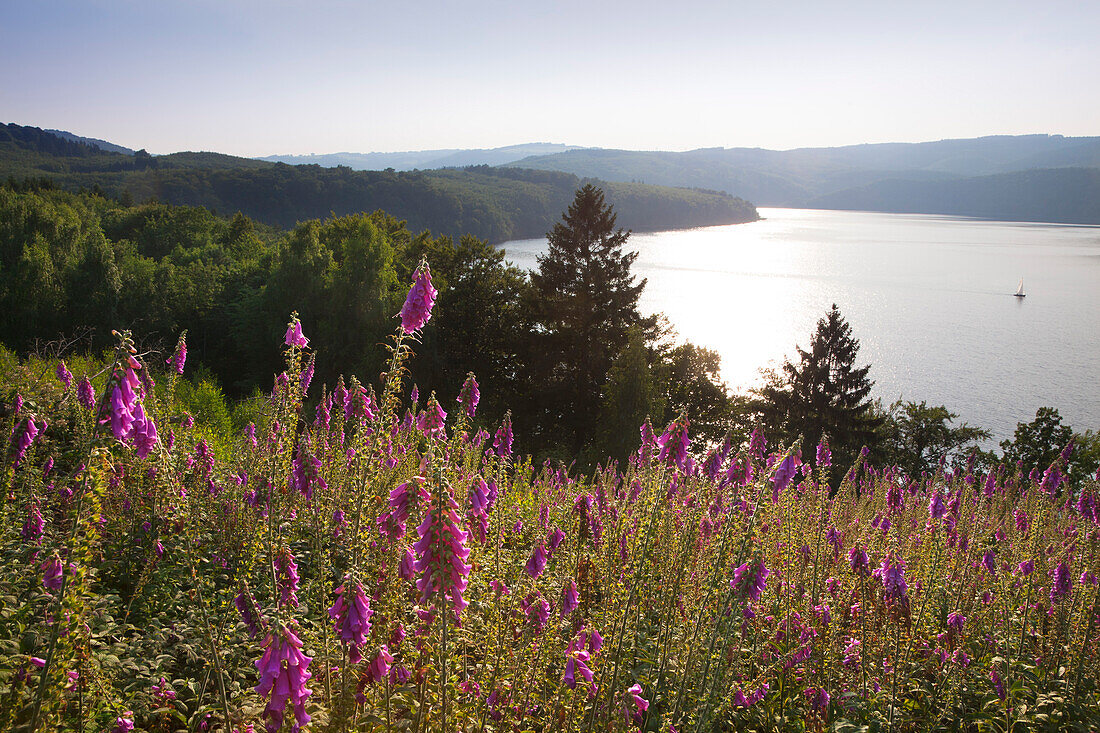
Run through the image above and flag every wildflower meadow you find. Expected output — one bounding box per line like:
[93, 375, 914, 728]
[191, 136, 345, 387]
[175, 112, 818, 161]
[1, 260, 1098, 732]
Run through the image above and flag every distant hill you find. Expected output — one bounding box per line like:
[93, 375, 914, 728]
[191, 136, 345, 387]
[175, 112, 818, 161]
[809, 167, 1100, 225]
[505, 135, 1100, 223]
[44, 128, 135, 155]
[0, 123, 757, 242]
[259, 143, 585, 171]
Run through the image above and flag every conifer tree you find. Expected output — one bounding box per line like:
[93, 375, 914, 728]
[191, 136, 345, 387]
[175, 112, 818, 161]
[757, 304, 881, 477]
[529, 184, 655, 455]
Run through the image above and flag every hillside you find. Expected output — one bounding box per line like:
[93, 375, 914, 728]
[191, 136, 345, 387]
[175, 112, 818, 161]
[259, 143, 584, 170]
[506, 135, 1100, 223]
[0, 124, 757, 242]
[809, 167, 1100, 224]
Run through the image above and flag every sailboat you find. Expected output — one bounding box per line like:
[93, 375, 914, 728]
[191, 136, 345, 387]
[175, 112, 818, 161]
[1014, 278, 1026, 298]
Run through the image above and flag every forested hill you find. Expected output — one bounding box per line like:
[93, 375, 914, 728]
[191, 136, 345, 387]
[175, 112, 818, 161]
[506, 135, 1100, 224]
[0, 123, 758, 242]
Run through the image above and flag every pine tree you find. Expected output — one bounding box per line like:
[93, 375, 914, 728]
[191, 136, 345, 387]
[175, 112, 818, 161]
[758, 304, 881, 476]
[529, 184, 655, 455]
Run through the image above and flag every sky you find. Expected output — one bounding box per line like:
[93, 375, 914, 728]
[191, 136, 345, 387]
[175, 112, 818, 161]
[3, 0, 1099, 157]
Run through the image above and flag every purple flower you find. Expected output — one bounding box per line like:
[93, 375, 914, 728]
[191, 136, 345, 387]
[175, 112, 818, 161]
[255, 624, 313, 733]
[816, 439, 832, 468]
[657, 416, 690, 471]
[300, 354, 315, 393]
[291, 451, 324, 501]
[167, 335, 187, 375]
[329, 579, 373, 664]
[929, 490, 946, 521]
[772, 451, 801, 500]
[129, 402, 159, 458]
[493, 413, 513, 458]
[366, 645, 393, 684]
[873, 556, 908, 603]
[523, 592, 550, 633]
[1050, 561, 1073, 603]
[564, 649, 594, 689]
[56, 361, 73, 389]
[562, 579, 580, 616]
[731, 557, 769, 602]
[1016, 559, 1034, 576]
[387, 477, 428, 540]
[990, 670, 1006, 701]
[626, 683, 649, 717]
[804, 687, 830, 714]
[526, 543, 548, 579]
[13, 418, 40, 467]
[457, 373, 480, 418]
[418, 394, 447, 438]
[274, 547, 300, 609]
[947, 610, 965, 633]
[235, 586, 265, 638]
[399, 260, 437, 334]
[77, 376, 95, 409]
[21, 499, 44, 544]
[848, 546, 870, 576]
[111, 712, 134, 733]
[284, 319, 309, 348]
[981, 549, 997, 576]
[413, 488, 472, 620]
[41, 553, 63, 592]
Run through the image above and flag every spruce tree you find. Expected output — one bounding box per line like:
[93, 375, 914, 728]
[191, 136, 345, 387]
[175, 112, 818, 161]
[758, 304, 881, 477]
[529, 184, 654, 456]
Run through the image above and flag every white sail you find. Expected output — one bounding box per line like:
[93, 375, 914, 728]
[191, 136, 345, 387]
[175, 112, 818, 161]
[1015, 278, 1025, 297]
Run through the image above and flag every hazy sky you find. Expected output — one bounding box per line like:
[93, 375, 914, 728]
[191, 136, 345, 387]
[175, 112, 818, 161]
[3, 0, 1098, 156]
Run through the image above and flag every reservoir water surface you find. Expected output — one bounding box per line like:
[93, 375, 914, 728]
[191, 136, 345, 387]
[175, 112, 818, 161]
[500, 208, 1100, 444]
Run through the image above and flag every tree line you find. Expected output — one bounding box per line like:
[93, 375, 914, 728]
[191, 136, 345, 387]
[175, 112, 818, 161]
[1, 180, 1095, 479]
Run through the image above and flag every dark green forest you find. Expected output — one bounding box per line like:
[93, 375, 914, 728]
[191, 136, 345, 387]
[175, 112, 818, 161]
[0, 123, 758, 242]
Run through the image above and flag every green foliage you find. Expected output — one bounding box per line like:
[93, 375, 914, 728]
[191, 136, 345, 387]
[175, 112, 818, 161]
[1001, 407, 1100, 485]
[754, 304, 883, 480]
[879, 400, 991, 477]
[529, 185, 656, 456]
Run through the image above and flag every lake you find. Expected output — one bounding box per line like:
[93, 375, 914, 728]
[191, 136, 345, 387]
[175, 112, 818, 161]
[499, 208, 1100, 444]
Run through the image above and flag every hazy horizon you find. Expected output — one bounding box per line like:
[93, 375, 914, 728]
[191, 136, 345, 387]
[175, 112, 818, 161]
[4, 1, 1099, 157]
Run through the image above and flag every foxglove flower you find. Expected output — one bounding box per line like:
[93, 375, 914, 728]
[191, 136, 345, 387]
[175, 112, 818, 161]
[772, 451, 801, 500]
[41, 553, 63, 592]
[111, 712, 134, 733]
[493, 413, 513, 458]
[255, 624, 313, 733]
[413, 488, 472, 620]
[13, 418, 41, 467]
[129, 402, 159, 458]
[848, 546, 870, 576]
[1050, 561, 1073, 603]
[77, 376, 95, 409]
[457, 373, 479, 418]
[236, 585, 265, 638]
[167, 335, 187, 374]
[816, 438, 832, 467]
[22, 499, 44, 544]
[525, 543, 548, 579]
[990, 670, 1006, 701]
[300, 354, 315, 393]
[418, 393, 447, 438]
[732, 557, 769, 602]
[874, 555, 908, 603]
[366, 645, 393, 684]
[274, 547, 300, 609]
[291, 451, 325, 501]
[387, 477, 428, 540]
[329, 579, 373, 663]
[284, 319, 309, 348]
[657, 416, 690, 471]
[804, 687, 830, 714]
[638, 418, 656, 461]
[523, 592, 550, 633]
[56, 361, 72, 389]
[626, 683, 649, 717]
[929, 490, 946, 521]
[562, 579, 580, 616]
[981, 549, 997, 576]
[947, 610, 966, 633]
[399, 260, 437, 333]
